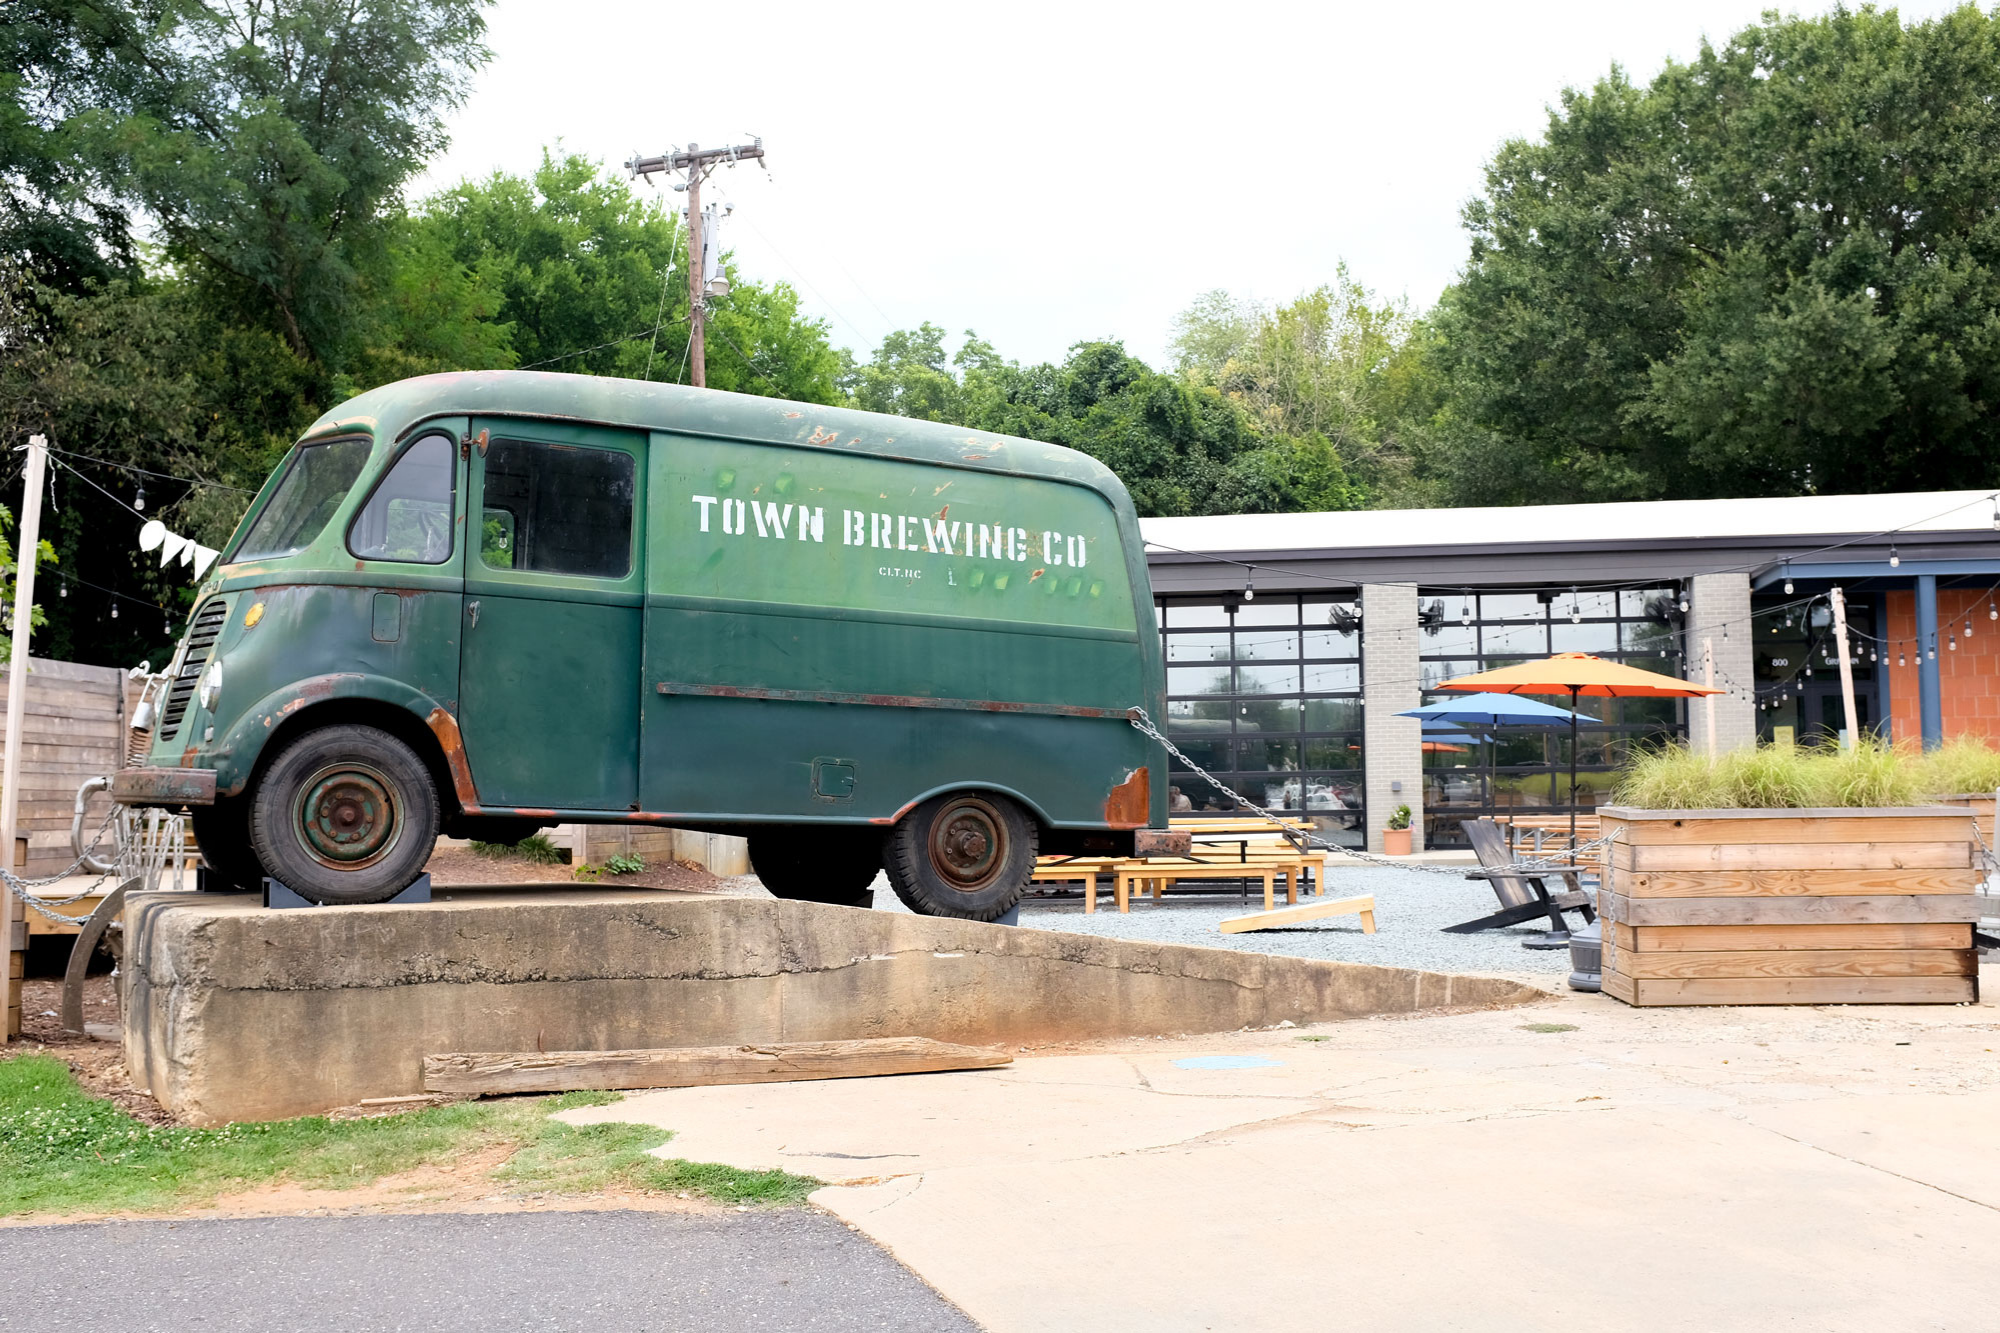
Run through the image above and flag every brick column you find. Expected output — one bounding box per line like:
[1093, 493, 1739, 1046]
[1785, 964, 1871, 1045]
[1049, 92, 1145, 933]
[1687, 572, 1756, 753]
[1361, 583, 1422, 852]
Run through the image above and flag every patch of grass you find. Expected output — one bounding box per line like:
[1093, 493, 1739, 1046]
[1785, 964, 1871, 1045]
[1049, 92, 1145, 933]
[1912, 737, 2000, 798]
[1520, 1023, 1579, 1034]
[1615, 738, 1923, 809]
[0, 1055, 815, 1217]
[468, 834, 566, 865]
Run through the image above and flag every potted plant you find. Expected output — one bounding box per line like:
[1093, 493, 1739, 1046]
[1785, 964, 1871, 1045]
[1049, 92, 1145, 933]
[1382, 804, 1414, 856]
[1600, 740, 1984, 1008]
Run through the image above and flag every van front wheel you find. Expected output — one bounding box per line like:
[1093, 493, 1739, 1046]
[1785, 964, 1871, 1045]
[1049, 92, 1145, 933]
[248, 724, 439, 905]
[884, 791, 1036, 921]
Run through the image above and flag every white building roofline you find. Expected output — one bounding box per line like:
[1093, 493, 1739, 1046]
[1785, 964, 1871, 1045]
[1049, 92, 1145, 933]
[1139, 490, 1999, 557]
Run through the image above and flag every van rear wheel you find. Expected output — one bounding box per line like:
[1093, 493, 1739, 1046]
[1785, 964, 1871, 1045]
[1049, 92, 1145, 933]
[883, 791, 1035, 921]
[749, 828, 882, 908]
[248, 724, 439, 905]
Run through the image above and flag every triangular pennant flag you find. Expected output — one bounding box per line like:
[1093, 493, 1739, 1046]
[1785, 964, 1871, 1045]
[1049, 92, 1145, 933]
[191, 545, 220, 579]
[158, 531, 188, 568]
[178, 539, 196, 567]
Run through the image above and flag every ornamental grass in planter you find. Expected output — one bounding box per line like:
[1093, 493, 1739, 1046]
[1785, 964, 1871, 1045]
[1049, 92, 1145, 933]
[1599, 740, 1989, 1007]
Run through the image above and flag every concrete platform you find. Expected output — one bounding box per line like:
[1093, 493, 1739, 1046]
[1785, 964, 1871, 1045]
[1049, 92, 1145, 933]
[120, 887, 1540, 1123]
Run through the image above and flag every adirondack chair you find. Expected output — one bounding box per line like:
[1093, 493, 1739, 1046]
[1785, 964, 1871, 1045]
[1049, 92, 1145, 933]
[1443, 818, 1596, 943]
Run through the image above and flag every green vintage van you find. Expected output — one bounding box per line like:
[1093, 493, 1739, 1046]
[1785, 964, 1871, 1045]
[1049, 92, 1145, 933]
[112, 371, 1170, 919]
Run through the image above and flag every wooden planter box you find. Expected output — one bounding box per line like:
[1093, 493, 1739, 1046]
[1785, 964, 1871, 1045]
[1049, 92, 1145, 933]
[1598, 806, 1982, 1006]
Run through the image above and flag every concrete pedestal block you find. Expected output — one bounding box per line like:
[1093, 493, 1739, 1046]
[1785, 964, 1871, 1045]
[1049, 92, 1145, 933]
[121, 889, 1540, 1123]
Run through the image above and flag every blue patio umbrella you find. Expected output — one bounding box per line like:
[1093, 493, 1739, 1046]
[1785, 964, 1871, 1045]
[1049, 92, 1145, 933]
[1399, 694, 1593, 827]
[1397, 693, 1591, 728]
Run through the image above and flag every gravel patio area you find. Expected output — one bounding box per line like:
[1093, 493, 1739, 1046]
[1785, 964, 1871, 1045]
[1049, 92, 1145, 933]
[720, 865, 1588, 977]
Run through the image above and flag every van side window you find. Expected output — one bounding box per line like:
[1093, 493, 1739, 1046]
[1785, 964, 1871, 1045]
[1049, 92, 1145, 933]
[481, 439, 635, 578]
[349, 434, 455, 564]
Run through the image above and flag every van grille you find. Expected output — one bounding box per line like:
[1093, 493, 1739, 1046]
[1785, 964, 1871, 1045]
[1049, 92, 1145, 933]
[161, 599, 230, 738]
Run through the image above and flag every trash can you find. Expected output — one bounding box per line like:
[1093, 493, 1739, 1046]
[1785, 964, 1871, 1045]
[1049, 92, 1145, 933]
[1567, 920, 1602, 993]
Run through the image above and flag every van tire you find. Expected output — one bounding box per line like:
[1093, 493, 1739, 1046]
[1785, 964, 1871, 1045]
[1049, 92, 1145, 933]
[248, 724, 439, 905]
[883, 791, 1036, 921]
[749, 828, 882, 908]
[190, 796, 264, 890]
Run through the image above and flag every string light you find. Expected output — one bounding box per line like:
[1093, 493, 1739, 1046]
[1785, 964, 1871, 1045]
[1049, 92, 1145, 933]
[1243, 569, 1255, 602]
[1459, 595, 1471, 627]
[1568, 587, 1581, 623]
[1889, 544, 1901, 567]
[133, 484, 145, 512]
[110, 604, 118, 620]
[1899, 649, 1907, 666]
[1783, 563, 1793, 595]
[1949, 632, 1958, 651]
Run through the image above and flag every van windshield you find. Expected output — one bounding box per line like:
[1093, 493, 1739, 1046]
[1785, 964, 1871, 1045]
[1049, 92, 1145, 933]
[234, 437, 373, 561]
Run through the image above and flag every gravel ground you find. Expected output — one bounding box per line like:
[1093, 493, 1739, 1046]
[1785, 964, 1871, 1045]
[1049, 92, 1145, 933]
[719, 866, 1590, 977]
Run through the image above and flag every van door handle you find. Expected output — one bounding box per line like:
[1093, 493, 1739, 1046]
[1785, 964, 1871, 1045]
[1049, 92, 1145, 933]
[467, 600, 480, 628]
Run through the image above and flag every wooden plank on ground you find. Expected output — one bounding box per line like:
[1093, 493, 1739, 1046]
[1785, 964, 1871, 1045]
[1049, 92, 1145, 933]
[1613, 975, 1976, 1006]
[1601, 890, 1986, 927]
[1617, 948, 1976, 980]
[1610, 921, 1973, 953]
[1613, 814, 1973, 846]
[1619, 869, 1980, 899]
[1613, 842, 1971, 873]
[1218, 894, 1376, 934]
[422, 1037, 1013, 1096]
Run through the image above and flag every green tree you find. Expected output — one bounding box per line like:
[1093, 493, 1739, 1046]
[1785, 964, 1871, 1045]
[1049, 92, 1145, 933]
[413, 151, 841, 402]
[90, 0, 493, 367]
[1433, 4, 2000, 503]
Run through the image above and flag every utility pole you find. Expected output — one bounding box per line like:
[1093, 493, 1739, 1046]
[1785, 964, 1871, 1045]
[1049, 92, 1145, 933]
[626, 139, 765, 389]
[3, 434, 47, 1040]
[1830, 586, 1861, 749]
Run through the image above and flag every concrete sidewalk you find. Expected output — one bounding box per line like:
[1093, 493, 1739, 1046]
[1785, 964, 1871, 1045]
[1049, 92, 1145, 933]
[568, 967, 2000, 1332]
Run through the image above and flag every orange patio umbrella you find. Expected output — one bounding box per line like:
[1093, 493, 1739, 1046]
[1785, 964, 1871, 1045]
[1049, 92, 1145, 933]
[1435, 653, 1724, 845]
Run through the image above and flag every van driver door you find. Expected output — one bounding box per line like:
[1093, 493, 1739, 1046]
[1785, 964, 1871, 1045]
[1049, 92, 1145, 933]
[457, 420, 645, 811]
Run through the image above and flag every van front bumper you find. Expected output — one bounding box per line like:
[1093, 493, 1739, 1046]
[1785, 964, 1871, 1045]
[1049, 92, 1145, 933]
[111, 767, 218, 809]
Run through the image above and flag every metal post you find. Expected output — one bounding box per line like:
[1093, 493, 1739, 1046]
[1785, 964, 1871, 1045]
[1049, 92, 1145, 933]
[3, 434, 48, 1040]
[1916, 574, 1943, 750]
[1830, 587, 1861, 749]
[1702, 637, 1717, 755]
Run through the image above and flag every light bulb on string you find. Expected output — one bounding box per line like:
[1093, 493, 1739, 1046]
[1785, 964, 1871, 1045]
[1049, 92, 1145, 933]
[1899, 649, 1907, 667]
[1989, 600, 1997, 621]
[1568, 587, 1580, 623]
[1783, 563, 1793, 595]
[58, 579, 66, 599]
[1459, 595, 1471, 627]
[1242, 569, 1255, 602]
[1889, 544, 1900, 568]
[134, 484, 145, 512]
[110, 604, 118, 620]
[1950, 633, 1958, 651]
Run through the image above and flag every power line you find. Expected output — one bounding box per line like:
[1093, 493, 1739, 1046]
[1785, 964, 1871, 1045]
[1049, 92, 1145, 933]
[518, 312, 691, 371]
[46, 444, 258, 495]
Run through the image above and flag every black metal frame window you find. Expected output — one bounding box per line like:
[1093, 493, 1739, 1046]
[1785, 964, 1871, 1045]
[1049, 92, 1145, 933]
[1752, 593, 1881, 744]
[1417, 587, 1687, 845]
[1157, 593, 1364, 849]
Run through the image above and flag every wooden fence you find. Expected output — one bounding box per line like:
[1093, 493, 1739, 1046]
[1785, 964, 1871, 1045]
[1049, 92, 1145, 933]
[0, 657, 128, 877]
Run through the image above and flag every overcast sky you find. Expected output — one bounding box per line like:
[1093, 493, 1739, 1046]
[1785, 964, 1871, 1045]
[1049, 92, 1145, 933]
[417, 0, 1964, 369]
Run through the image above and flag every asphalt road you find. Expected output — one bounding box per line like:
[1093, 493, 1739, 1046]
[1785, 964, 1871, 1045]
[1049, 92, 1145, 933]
[0, 1210, 979, 1332]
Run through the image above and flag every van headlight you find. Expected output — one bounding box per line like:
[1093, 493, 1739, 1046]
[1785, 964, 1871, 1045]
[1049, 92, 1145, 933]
[197, 658, 223, 712]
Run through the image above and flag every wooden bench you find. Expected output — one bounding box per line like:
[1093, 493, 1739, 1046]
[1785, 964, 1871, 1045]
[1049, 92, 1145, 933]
[1116, 838, 1328, 914]
[1494, 814, 1604, 868]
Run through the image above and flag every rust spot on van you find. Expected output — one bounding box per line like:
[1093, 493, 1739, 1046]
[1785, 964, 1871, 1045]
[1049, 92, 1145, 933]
[1030, 568, 1045, 581]
[783, 411, 802, 418]
[808, 426, 838, 445]
[1103, 767, 1150, 828]
[426, 708, 480, 809]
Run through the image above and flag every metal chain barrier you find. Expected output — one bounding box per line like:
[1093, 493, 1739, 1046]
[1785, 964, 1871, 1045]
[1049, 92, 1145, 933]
[4, 793, 187, 926]
[1126, 707, 1620, 875]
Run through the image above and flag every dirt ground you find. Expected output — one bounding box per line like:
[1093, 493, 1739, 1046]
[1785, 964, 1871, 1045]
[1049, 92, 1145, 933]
[424, 846, 723, 894]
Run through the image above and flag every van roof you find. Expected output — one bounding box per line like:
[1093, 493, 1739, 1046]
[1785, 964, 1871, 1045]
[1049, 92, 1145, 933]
[307, 370, 1133, 505]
